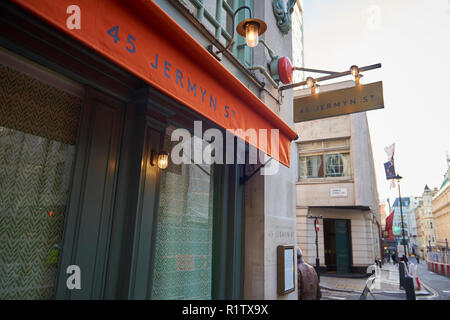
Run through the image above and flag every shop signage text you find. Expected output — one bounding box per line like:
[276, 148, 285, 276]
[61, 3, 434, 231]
[294, 81, 384, 122]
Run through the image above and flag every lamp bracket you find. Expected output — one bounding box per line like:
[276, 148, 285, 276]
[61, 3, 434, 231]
[150, 150, 157, 166]
[207, 44, 222, 61]
[279, 63, 382, 91]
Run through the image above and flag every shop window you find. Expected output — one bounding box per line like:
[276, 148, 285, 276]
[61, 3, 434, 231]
[299, 138, 351, 180]
[0, 63, 82, 299]
[184, 0, 254, 67]
[152, 127, 215, 299]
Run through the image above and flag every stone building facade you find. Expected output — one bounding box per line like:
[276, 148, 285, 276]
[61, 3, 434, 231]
[433, 154, 450, 251]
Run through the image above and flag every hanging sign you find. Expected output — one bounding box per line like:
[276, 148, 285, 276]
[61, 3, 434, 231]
[294, 81, 384, 123]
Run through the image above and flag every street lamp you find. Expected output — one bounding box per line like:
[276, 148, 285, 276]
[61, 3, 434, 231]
[307, 214, 323, 281]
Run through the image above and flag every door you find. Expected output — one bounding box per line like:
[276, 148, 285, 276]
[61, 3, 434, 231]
[335, 219, 351, 274]
[323, 219, 336, 272]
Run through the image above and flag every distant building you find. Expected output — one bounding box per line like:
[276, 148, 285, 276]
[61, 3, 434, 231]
[380, 202, 387, 231]
[432, 153, 450, 251]
[415, 186, 438, 257]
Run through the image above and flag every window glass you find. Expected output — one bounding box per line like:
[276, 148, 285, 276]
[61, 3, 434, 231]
[299, 152, 351, 179]
[325, 153, 351, 177]
[0, 63, 81, 299]
[152, 127, 215, 300]
[299, 155, 322, 179]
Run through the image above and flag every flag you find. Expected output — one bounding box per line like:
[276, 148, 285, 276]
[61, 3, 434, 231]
[384, 143, 396, 188]
[384, 143, 395, 160]
[385, 209, 395, 241]
[384, 158, 396, 179]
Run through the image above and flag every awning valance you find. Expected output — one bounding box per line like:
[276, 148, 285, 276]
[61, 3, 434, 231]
[14, 0, 298, 167]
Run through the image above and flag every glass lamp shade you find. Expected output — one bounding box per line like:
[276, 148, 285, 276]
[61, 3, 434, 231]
[245, 22, 259, 47]
[350, 65, 359, 77]
[236, 18, 267, 48]
[157, 152, 169, 169]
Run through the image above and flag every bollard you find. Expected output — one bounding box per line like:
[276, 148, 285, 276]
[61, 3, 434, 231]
[399, 262, 405, 289]
[404, 275, 416, 300]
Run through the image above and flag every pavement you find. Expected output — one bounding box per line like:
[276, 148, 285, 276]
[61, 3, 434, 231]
[319, 262, 431, 298]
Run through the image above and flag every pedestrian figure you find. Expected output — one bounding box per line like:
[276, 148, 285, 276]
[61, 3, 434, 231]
[297, 248, 321, 300]
[416, 254, 420, 264]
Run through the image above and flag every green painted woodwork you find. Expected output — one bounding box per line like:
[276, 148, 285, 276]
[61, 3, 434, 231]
[335, 220, 351, 274]
[185, 0, 254, 67]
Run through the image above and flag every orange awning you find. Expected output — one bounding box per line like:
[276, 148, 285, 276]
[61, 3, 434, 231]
[13, 0, 298, 167]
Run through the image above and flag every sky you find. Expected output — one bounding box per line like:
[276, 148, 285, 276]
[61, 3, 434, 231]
[301, 0, 450, 205]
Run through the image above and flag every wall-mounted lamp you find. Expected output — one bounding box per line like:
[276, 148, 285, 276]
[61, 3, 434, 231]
[151, 151, 169, 170]
[236, 18, 267, 48]
[215, 6, 267, 55]
[350, 65, 360, 85]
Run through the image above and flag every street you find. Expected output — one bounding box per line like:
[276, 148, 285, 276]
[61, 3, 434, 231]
[414, 261, 450, 300]
[321, 261, 450, 300]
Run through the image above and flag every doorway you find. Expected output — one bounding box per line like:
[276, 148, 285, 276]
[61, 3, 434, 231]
[323, 219, 352, 274]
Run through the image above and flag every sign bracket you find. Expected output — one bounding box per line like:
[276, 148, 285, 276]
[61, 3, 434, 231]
[280, 63, 382, 91]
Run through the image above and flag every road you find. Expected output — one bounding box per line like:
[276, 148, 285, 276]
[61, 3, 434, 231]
[414, 261, 450, 300]
[321, 261, 450, 300]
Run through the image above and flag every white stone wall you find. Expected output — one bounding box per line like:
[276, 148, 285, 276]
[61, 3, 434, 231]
[292, 0, 304, 83]
[243, 1, 298, 300]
